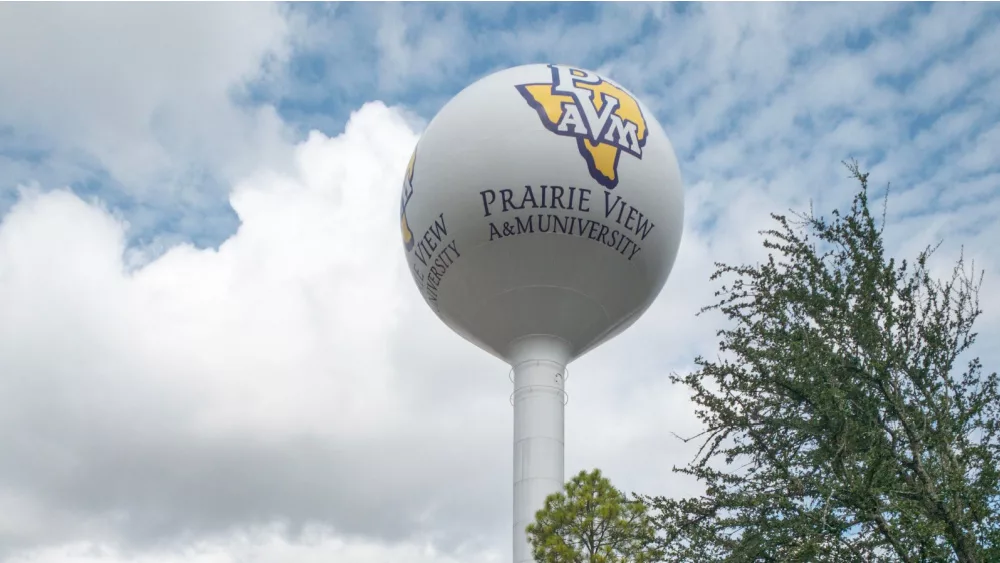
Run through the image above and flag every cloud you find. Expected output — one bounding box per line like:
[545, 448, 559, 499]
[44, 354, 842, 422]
[0, 96, 710, 563]
[0, 103, 510, 556]
[1, 3, 999, 563]
[0, 3, 294, 245]
[5, 526, 501, 563]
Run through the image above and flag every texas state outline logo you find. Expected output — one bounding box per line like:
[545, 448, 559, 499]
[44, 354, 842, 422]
[400, 146, 417, 252]
[516, 64, 648, 190]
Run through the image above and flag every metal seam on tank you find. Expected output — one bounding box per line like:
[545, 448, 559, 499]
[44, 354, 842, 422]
[454, 232, 660, 307]
[508, 334, 573, 347]
[507, 334, 573, 353]
[575, 301, 651, 358]
[512, 477, 565, 484]
[513, 437, 564, 447]
[490, 284, 607, 307]
[446, 285, 656, 360]
[461, 283, 610, 357]
[491, 284, 647, 357]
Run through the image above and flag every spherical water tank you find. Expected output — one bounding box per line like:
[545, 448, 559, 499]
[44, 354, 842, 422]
[398, 63, 684, 563]
[400, 63, 683, 364]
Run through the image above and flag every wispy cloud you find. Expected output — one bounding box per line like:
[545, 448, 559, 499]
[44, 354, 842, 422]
[0, 3, 998, 563]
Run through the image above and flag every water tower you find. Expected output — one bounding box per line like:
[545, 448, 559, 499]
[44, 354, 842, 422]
[399, 64, 683, 563]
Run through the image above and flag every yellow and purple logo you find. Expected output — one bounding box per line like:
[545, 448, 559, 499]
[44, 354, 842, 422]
[400, 146, 417, 252]
[517, 65, 648, 190]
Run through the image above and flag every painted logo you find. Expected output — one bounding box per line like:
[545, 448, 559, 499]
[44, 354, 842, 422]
[517, 65, 647, 190]
[400, 147, 417, 252]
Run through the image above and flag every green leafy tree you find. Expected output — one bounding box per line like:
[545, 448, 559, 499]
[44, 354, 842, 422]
[647, 163, 1000, 562]
[527, 469, 662, 563]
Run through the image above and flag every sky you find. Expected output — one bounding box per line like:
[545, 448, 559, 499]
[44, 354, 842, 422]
[0, 2, 999, 562]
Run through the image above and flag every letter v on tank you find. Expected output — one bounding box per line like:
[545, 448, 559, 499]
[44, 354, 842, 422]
[413, 213, 448, 267]
[603, 191, 656, 241]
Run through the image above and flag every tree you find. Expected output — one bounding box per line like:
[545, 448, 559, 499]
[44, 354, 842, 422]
[647, 163, 1000, 562]
[527, 469, 662, 563]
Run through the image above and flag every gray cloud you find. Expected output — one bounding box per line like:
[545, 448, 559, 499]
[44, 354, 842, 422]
[1, 3, 999, 563]
[0, 3, 294, 247]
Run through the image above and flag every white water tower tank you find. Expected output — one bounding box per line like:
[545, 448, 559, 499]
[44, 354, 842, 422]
[399, 63, 683, 563]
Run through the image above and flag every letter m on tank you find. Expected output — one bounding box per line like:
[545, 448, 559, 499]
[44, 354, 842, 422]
[517, 65, 648, 190]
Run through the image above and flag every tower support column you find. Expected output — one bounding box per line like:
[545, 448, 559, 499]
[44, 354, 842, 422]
[509, 335, 570, 563]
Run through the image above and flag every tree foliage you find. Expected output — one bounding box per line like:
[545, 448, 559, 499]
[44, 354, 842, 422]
[646, 163, 1000, 562]
[527, 469, 662, 563]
